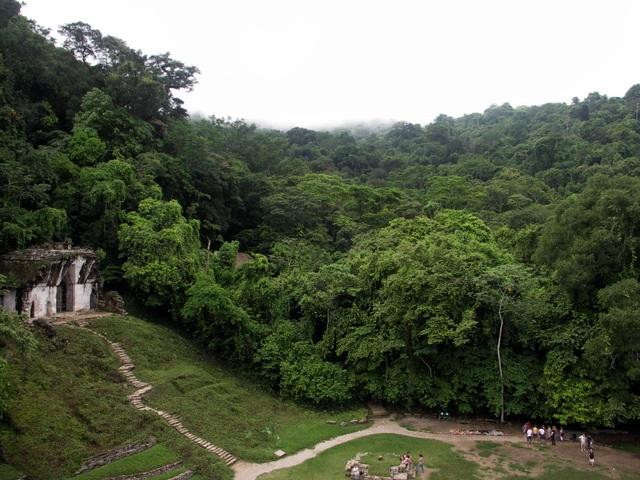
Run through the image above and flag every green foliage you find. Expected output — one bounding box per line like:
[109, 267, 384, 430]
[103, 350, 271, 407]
[280, 342, 355, 405]
[2, 0, 640, 429]
[74, 88, 153, 158]
[535, 174, 640, 307]
[0, 310, 37, 355]
[0, 303, 37, 419]
[182, 273, 255, 360]
[66, 125, 105, 165]
[0, 357, 7, 420]
[119, 198, 201, 311]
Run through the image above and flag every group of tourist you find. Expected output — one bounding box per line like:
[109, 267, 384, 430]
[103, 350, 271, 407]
[396, 452, 425, 476]
[522, 422, 563, 445]
[579, 433, 596, 466]
[522, 422, 596, 466]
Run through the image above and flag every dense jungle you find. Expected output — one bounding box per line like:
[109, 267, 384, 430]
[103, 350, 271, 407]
[1, 0, 640, 431]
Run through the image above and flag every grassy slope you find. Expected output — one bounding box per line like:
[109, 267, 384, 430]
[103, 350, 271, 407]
[0, 324, 231, 480]
[90, 316, 368, 462]
[72, 445, 180, 480]
[0, 314, 366, 478]
[259, 434, 478, 480]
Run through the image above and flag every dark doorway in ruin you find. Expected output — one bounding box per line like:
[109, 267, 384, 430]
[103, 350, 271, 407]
[90, 287, 97, 309]
[16, 288, 24, 313]
[57, 282, 67, 312]
[30, 302, 35, 318]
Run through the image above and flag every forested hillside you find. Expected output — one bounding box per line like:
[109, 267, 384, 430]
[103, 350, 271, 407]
[1, 0, 640, 428]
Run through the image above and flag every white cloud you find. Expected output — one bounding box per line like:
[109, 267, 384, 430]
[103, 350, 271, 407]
[22, 0, 640, 129]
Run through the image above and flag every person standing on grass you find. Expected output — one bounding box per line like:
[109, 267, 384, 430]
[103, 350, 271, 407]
[533, 425, 538, 440]
[579, 433, 586, 451]
[588, 448, 595, 467]
[417, 454, 425, 474]
[550, 428, 556, 445]
[526, 426, 533, 444]
[539, 425, 545, 440]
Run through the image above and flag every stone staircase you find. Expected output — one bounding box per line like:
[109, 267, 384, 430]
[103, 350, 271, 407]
[77, 325, 238, 467]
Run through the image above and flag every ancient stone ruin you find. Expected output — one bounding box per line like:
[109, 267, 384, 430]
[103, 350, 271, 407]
[0, 242, 100, 320]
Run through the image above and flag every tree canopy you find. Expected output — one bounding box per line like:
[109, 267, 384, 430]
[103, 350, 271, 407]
[1, 0, 640, 425]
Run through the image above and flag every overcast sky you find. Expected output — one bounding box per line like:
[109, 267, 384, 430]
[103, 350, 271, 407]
[22, 0, 640, 130]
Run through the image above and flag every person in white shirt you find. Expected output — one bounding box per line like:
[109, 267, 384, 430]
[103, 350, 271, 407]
[579, 433, 587, 452]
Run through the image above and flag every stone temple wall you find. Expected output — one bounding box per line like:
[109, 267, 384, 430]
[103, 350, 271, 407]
[25, 285, 58, 318]
[1, 248, 99, 320]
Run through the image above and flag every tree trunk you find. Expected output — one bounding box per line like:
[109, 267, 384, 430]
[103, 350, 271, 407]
[497, 292, 506, 423]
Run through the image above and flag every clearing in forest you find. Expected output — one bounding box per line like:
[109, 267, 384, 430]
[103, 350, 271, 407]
[255, 432, 640, 480]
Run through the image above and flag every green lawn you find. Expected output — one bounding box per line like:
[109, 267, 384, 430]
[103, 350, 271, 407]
[90, 315, 369, 462]
[475, 440, 501, 457]
[0, 464, 23, 480]
[72, 444, 180, 480]
[258, 434, 478, 480]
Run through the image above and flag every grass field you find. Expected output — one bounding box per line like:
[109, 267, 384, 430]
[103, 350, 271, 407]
[90, 315, 368, 462]
[258, 435, 640, 480]
[258, 434, 477, 480]
[0, 314, 367, 478]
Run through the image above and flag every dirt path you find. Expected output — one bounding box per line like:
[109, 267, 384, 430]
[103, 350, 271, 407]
[231, 418, 520, 480]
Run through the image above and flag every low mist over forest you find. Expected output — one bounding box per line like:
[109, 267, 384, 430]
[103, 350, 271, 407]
[2, 0, 640, 428]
